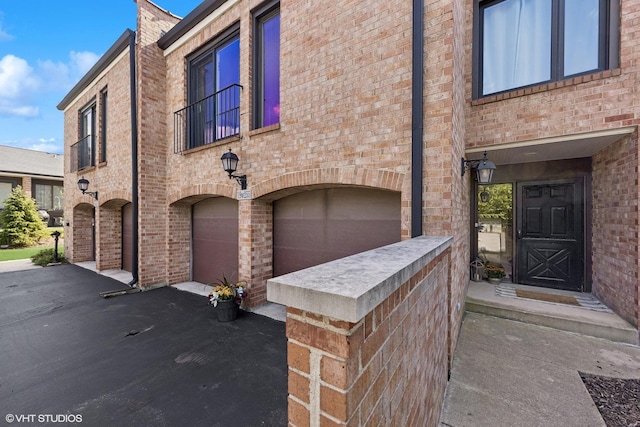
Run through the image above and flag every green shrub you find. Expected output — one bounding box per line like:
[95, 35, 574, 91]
[30, 248, 67, 267]
[0, 186, 49, 247]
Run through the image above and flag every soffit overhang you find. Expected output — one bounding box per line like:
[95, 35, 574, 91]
[465, 126, 636, 165]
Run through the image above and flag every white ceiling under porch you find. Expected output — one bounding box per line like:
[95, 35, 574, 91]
[465, 126, 637, 166]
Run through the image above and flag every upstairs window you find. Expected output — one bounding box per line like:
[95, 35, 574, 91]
[254, 2, 280, 129]
[476, 0, 618, 97]
[180, 27, 240, 151]
[71, 102, 96, 171]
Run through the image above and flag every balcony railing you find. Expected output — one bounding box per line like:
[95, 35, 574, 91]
[174, 84, 241, 154]
[70, 135, 95, 172]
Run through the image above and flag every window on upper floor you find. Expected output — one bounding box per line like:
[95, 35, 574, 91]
[178, 26, 240, 152]
[253, 1, 280, 129]
[474, 0, 619, 98]
[71, 102, 96, 171]
[100, 89, 107, 163]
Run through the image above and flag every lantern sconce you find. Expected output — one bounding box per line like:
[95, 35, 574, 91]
[220, 149, 247, 190]
[462, 151, 496, 184]
[77, 177, 98, 200]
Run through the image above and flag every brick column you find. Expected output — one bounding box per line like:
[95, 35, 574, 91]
[71, 205, 95, 262]
[97, 205, 122, 270]
[284, 250, 449, 426]
[238, 198, 273, 307]
[21, 176, 32, 196]
[269, 237, 451, 426]
[167, 203, 191, 285]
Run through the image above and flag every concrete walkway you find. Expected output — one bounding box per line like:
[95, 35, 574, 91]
[0, 258, 40, 273]
[440, 312, 640, 427]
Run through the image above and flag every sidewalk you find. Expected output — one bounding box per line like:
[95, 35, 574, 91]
[0, 258, 40, 273]
[440, 312, 640, 427]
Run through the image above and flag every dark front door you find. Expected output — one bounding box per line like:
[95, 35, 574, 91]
[516, 178, 584, 291]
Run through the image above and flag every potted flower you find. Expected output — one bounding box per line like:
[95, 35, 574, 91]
[485, 264, 506, 285]
[208, 274, 247, 322]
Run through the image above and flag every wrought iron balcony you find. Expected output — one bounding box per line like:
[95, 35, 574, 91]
[70, 135, 95, 172]
[174, 84, 241, 154]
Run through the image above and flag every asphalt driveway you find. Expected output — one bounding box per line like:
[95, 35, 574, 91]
[0, 264, 287, 426]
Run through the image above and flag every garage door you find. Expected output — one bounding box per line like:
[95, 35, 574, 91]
[192, 197, 239, 284]
[273, 188, 401, 276]
[122, 203, 133, 272]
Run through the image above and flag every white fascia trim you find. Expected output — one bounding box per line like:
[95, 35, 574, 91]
[163, 0, 240, 57]
[62, 47, 130, 113]
[465, 126, 637, 154]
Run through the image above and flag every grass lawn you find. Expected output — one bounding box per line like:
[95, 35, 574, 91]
[0, 227, 64, 262]
[0, 246, 54, 262]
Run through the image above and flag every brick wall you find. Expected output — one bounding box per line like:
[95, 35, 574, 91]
[424, 0, 470, 362]
[592, 133, 639, 327]
[285, 249, 450, 426]
[162, 0, 415, 294]
[97, 204, 123, 270]
[166, 202, 191, 285]
[462, 0, 640, 329]
[135, 0, 180, 287]
[61, 41, 133, 265]
[70, 205, 94, 262]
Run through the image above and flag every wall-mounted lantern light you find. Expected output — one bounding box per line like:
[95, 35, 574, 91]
[461, 151, 496, 184]
[221, 149, 247, 190]
[77, 177, 98, 200]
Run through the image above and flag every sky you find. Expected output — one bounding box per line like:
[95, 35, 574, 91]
[0, 0, 202, 155]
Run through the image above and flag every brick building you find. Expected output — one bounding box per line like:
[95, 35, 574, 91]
[58, 0, 639, 419]
[0, 145, 64, 227]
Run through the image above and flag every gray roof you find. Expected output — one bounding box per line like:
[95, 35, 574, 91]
[0, 145, 63, 178]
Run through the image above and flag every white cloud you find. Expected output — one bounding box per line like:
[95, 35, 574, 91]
[70, 51, 100, 76]
[38, 50, 99, 91]
[0, 54, 40, 117]
[0, 49, 99, 118]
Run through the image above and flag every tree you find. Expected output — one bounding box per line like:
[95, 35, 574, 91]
[478, 183, 513, 223]
[0, 186, 48, 247]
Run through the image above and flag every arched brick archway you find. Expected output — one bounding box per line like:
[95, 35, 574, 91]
[166, 185, 238, 285]
[241, 167, 407, 307]
[252, 167, 405, 200]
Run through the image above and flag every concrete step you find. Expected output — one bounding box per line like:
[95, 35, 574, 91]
[466, 281, 638, 346]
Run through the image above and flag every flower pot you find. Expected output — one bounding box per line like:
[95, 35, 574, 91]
[488, 277, 503, 285]
[216, 300, 239, 322]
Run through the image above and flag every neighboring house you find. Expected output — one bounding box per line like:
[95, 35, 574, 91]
[0, 145, 64, 226]
[58, 0, 639, 418]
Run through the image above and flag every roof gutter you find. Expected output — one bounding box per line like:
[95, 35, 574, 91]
[128, 30, 139, 287]
[411, 0, 424, 237]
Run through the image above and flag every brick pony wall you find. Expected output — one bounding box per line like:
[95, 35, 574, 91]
[285, 250, 450, 427]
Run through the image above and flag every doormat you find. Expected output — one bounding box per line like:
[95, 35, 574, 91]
[515, 289, 580, 306]
[495, 284, 613, 312]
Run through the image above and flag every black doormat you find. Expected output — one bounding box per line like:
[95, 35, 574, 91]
[580, 372, 640, 426]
